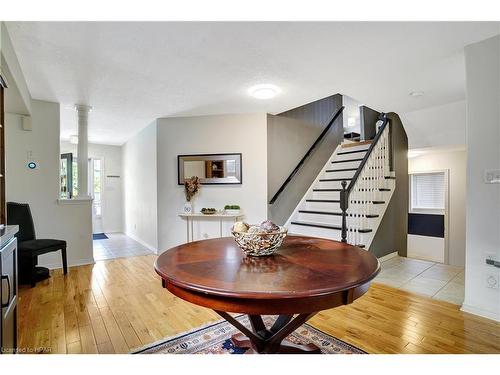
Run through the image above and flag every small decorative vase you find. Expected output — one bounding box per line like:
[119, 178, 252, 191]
[183, 201, 193, 214]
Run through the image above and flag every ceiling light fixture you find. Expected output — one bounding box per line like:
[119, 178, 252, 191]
[409, 91, 424, 97]
[69, 135, 79, 145]
[248, 84, 280, 100]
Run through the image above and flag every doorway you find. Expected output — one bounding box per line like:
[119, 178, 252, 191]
[89, 158, 103, 234]
[407, 170, 449, 263]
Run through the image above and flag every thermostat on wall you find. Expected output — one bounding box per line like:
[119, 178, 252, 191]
[484, 169, 500, 184]
[27, 161, 39, 170]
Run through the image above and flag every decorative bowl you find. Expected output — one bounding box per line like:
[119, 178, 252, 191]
[225, 209, 240, 215]
[231, 226, 288, 257]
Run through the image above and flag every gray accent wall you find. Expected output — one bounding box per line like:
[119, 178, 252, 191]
[369, 112, 409, 258]
[360, 105, 380, 141]
[267, 94, 344, 224]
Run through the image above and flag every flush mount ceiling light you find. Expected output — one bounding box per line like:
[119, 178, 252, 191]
[69, 135, 79, 145]
[248, 84, 280, 99]
[409, 91, 424, 97]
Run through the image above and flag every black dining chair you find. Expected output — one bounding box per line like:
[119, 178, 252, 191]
[7, 202, 67, 287]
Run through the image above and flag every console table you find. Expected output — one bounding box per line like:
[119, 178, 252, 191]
[178, 212, 244, 242]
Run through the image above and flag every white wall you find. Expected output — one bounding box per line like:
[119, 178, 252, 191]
[156, 113, 268, 252]
[462, 35, 500, 322]
[122, 122, 158, 252]
[1, 22, 31, 115]
[401, 100, 466, 149]
[6, 100, 93, 269]
[409, 148, 467, 266]
[60, 141, 123, 233]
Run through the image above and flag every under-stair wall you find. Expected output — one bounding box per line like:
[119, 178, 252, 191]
[368, 112, 408, 258]
[267, 94, 344, 225]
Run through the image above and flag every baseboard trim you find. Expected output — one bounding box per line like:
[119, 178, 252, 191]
[378, 251, 398, 262]
[461, 304, 500, 322]
[39, 258, 96, 270]
[125, 232, 158, 254]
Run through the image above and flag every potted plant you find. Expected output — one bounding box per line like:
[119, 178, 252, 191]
[224, 204, 241, 215]
[183, 176, 201, 213]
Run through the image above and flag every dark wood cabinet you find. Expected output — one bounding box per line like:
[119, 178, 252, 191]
[0, 234, 18, 354]
[0, 77, 6, 225]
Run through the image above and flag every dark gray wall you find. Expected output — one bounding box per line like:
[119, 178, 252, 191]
[360, 105, 380, 141]
[369, 113, 409, 258]
[267, 94, 344, 224]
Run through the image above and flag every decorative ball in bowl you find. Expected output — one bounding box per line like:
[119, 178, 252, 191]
[231, 220, 288, 257]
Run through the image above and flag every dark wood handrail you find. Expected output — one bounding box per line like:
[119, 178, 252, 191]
[269, 106, 345, 205]
[340, 113, 390, 242]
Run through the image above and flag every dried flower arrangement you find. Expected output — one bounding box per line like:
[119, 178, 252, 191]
[184, 176, 201, 202]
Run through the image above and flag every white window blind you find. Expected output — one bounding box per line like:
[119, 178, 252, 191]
[411, 172, 445, 210]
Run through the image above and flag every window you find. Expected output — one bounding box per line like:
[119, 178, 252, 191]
[410, 172, 445, 211]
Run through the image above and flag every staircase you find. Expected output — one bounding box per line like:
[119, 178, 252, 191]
[285, 117, 395, 249]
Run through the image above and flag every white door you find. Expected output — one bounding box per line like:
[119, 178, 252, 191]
[407, 170, 449, 263]
[89, 158, 104, 234]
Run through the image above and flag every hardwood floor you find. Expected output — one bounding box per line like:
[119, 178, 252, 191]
[17, 254, 500, 354]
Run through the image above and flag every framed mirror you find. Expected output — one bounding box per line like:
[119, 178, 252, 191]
[178, 153, 242, 185]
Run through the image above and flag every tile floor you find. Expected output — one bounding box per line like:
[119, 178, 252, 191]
[375, 255, 465, 305]
[93, 233, 153, 261]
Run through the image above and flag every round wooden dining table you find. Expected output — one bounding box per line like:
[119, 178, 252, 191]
[154, 235, 380, 354]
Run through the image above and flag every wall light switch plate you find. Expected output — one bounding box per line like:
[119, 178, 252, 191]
[484, 169, 500, 184]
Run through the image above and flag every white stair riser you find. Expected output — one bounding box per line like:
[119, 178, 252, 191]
[322, 170, 356, 179]
[311, 191, 341, 200]
[316, 180, 346, 190]
[289, 224, 371, 244]
[339, 144, 371, 152]
[335, 152, 367, 161]
[297, 212, 343, 225]
[330, 160, 362, 169]
[289, 224, 342, 240]
[303, 201, 341, 211]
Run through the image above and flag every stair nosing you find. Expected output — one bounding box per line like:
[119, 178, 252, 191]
[331, 158, 364, 164]
[319, 178, 352, 182]
[306, 199, 340, 203]
[313, 189, 342, 192]
[325, 168, 358, 172]
[337, 149, 369, 155]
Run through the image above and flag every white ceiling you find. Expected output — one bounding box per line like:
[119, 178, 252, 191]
[6, 21, 499, 145]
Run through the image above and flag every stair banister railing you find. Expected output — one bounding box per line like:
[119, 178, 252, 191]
[269, 106, 345, 205]
[340, 113, 391, 244]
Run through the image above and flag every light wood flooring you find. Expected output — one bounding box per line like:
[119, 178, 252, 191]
[17, 254, 500, 354]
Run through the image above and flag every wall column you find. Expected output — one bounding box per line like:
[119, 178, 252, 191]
[75, 104, 92, 199]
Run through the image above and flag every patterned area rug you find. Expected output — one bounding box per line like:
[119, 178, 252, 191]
[133, 315, 365, 354]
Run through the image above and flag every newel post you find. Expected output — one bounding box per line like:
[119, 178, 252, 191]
[340, 180, 348, 243]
